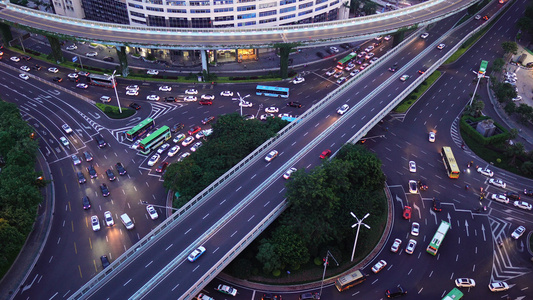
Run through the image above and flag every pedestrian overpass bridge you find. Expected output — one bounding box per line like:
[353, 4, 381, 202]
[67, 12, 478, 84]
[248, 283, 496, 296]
[0, 0, 478, 49]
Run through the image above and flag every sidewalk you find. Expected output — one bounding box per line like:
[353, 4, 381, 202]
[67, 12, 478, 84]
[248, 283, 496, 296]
[0, 150, 54, 300]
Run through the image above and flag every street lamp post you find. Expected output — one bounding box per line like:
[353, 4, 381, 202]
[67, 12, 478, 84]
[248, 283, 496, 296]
[232, 92, 250, 116]
[140, 201, 180, 211]
[319, 250, 339, 298]
[109, 70, 123, 113]
[350, 212, 370, 262]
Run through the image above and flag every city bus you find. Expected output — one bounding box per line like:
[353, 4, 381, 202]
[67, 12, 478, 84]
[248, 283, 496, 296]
[441, 146, 460, 178]
[336, 52, 357, 69]
[125, 118, 155, 142]
[478, 60, 488, 77]
[427, 220, 451, 256]
[442, 288, 463, 300]
[334, 269, 367, 291]
[86, 74, 116, 88]
[138, 126, 171, 154]
[256, 85, 290, 98]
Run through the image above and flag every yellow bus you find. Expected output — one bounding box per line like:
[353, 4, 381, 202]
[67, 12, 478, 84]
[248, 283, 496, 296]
[441, 146, 460, 178]
[334, 269, 367, 291]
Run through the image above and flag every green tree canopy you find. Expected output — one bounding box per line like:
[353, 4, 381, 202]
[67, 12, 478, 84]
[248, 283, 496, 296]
[501, 41, 518, 55]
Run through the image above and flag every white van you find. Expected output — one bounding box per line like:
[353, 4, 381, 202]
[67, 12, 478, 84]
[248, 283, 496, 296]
[120, 213, 134, 229]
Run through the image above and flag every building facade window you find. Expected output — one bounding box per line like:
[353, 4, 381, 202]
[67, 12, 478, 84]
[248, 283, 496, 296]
[259, 18, 276, 24]
[215, 15, 234, 21]
[213, 0, 233, 4]
[258, 2, 277, 8]
[280, 0, 296, 5]
[298, 9, 312, 16]
[259, 10, 276, 17]
[237, 5, 256, 11]
[167, 0, 186, 5]
[298, 2, 312, 9]
[146, 6, 164, 12]
[279, 6, 295, 13]
[147, 0, 163, 4]
[214, 7, 234, 12]
[190, 1, 211, 6]
[237, 21, 256, 26]
[148, 15, 166, 26]
[191, 9, 211, 13]
[167, 8, 186, 12]
[237, 13, 256, 19]
[315, 4, 327, 11]
[279, 13, 295, 20]
[130, 11, 146, 18]
[169, 16, 189, 27]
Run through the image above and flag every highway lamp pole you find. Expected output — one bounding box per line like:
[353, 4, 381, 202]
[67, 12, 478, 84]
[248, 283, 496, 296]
[140, 201, 180, 211]
[350, 212, 370, 262]
[109, 70, 122, 114]
[468, 75, 482, 106]
[319, 250, 339, 298]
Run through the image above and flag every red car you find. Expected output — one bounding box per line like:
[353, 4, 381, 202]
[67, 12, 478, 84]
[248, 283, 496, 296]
[319, 149, 332, 159]
[199, 100, 213, 105]
[155, 161, 169, 173]
[188, 126, 201, 136]
[403, 206, 412, 220]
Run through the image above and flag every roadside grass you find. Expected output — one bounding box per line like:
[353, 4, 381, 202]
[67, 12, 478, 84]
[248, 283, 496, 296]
[394, 71, 441, 113]
[95, 103, 135, 119]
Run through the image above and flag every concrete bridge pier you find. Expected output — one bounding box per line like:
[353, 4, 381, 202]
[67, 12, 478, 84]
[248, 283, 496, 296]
[201, 50, 208, 74]
[117, 46, 129, 77]
[0, 23, 13, 46]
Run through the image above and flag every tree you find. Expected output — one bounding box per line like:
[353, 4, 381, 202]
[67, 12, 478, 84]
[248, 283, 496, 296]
[493, 82, 517, 103]
[521, 161, 533, 176]
[516, 17, 533, 33]
[507, 128, 518, 142]
[492, 58, 505, 72]
[504, 143, 525, 165]
[504, 102, 516, 115]
[501, 41, 518, 55]
[256, 239, 282, 273]
[271, 225, 309, 269]
[362, 0, 378, 15]
[515, 103, 533, 123]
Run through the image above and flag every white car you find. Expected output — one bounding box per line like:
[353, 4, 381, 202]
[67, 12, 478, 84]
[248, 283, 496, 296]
[48, 67, 59, 73]
[337, 104, 349, 115]
[86, 52, 98, 57]
[350, 70, 360, 77]
[159, 85, 172, 92]
[126, 90, 139, 96]
[185, 89, 198, 95]
[329, 46, 339, 53]
[182, 136, 195, 147]
[334, 71, 343, 78]
[400, 74, 410, 81]
[384, 35, 392, 41]
[409, 161, 416, 173]
[364, 45, 375, 52]
[437, 43, 445, 50]
[420, 33, 429, 39]
[513, 201, 532, 210]
[19, 73, 29, 80]
[146, 205, 159, 220]
[365, 52, 375, 60]
[195, 131, 205, 140]
[405, 239, 417, 254]
[345, 63, 356, 71]
[173, 133, 186, 144]
[336, 77, 347, 84]
[126, 85, 139, 91]
[66, 44, 77, 50]
[91, 216, 101, 231]
[491, 194, 509, 204]
[512, 96, 522, 102]
[488, 282, 509, 292]
[157, 143, 170, 154]
[390, 238, 402, 253]
[474, 14, 481, 20]
[370, 57, 379, 64]
[489, 178, 506, 189]
[184, 96, 197, 102]
[20, 65, 30, 72]
[201, 94, 215, 100]
[60, 136, 69, 147]
[293, 77, 305, 84]
[76, 83, 88, 89]
[131, 140, 141, 150]
[178, 152, 191, 162]
[477, 167, 494, 177]
[429, 132, 436, 143]
[220, 91, 233, 96]
[147, 69, 159, 75]
[10, 56, 20, 62]
[411, 222, 420, 236]
[408, 180, 418, 194]
[62, 124, 73, 134]
[104, 211, 114, 226]
[187, 246, 206, 262]
[325, 69, 336, 76]
[511, 225, 525, 239]
[371, 259, 387, 273]
[147, 154, 160, 167]
[239, 101, 252, 107]
[283, 167, 297, 180]
[146, 95, 160, 101]
[216, 284, 238, 296]
[68, 73, 79, 79]
[72, 155, 81, 166]
[190, 141, 203, 152]
[99, 96, 111, 103]
[455, 278, 476, 288]
[260, 114, 275, 120]
[265, 150, 278, 162]
[168, 145, 180, 157]
[265, 107, 279, 113]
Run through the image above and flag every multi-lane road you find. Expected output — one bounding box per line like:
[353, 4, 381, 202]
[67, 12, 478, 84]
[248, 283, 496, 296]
[1, 0, 532, 299]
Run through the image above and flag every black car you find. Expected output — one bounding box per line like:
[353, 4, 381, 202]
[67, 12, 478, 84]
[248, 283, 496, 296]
[386, 285, 407, 298]
[87, 165, 97, 178]
[418, 67, 427, 74]
[418, 180, 428, 191]
[262, 294, 282, 300]
[505, 191, 520, 200]
[340, 43, 351, 49]
[100, 183, 110, 197]
[32, 64, 42, 71]
[129, 103, 141, 110]
[100, 255, 110, 268]
[287, 102, 302, 108]
[316, 52, 324, 58]
[432, 198, 442, 212]
[165, 96, 177, 102]
[83, 151, 93, 162]
[106, 169, 116, 181]
[171, 123, 185, 133]
[201, 116, 215, 125]
[21, 55, 31, 61]
[82, 196, 91, 210]
[388, 63, 399, 72]
[103, 56, 114, 62]
[77, 171, 86, 184]
[525, 189, 533, 196]
[116, 162, 127, 175]
[95, 134, 106, 148]
[52, 77, 63, 82]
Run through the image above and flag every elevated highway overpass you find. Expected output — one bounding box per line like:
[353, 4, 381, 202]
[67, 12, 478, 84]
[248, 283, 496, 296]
[0, 0, 479, 49]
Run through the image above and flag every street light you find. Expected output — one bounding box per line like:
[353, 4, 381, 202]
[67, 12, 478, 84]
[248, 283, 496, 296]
[108, 70, 123, 114]
[319, 250, 339, 297]
[232, 92, 250, 116]
[350, 212, 370, 262]
[140, 201, 180, 212]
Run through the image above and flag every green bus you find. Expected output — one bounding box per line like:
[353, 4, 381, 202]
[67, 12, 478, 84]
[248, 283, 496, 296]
[337, 52, 357, 69]
[427, 220, 451, 256]
[478, 60, 488, 76]
[126, 118, 155, 142]
[442, 288, 463, 300]
[138, 126, 171, 154]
